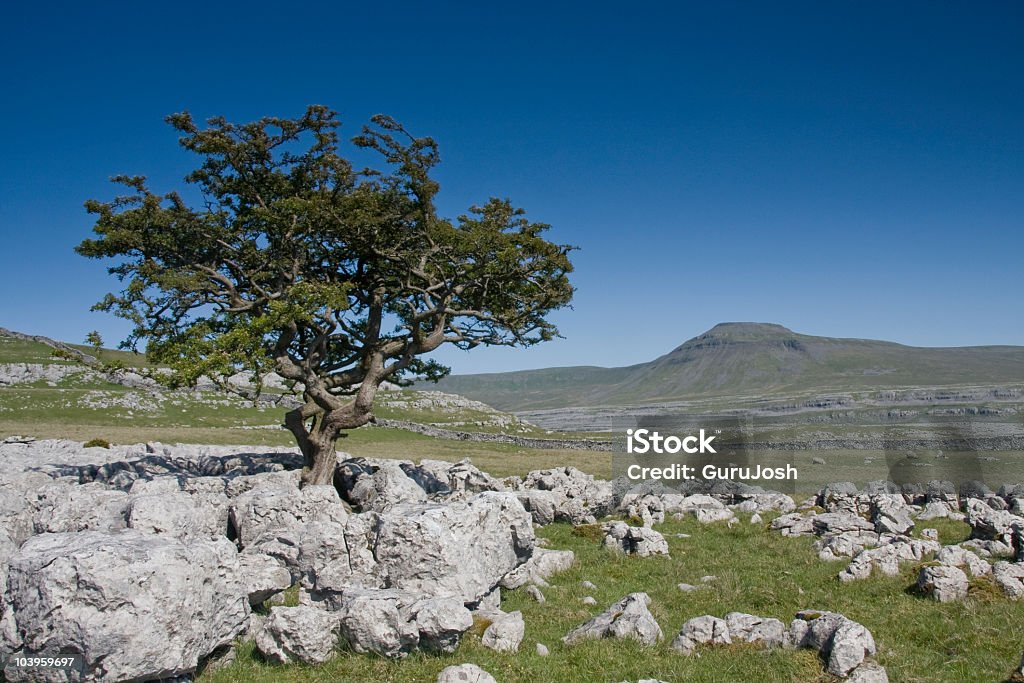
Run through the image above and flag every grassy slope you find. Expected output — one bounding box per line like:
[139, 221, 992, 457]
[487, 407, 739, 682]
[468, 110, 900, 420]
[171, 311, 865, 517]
[206, 517, 1023, 683]
[430, 323, 1024, 411]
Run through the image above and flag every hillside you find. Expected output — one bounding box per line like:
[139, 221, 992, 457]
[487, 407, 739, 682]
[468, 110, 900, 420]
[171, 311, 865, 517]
[430, 323, 1024, 410]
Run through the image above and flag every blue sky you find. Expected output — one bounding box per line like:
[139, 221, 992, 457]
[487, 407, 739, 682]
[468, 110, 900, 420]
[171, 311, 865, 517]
[2, 2, 1022, 374]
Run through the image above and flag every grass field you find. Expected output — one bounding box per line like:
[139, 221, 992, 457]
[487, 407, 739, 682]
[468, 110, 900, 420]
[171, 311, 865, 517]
[204, 516, 1023, 683]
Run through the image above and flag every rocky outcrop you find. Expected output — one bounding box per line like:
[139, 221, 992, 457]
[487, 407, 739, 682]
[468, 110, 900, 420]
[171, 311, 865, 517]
[480, 610, 525, 653]
[916, 565, 969, 602]
[3, 530, 249, 682]
[601, 521, 670, 557]
[788, 610, 880, 679]
[562, 593, 663, 647]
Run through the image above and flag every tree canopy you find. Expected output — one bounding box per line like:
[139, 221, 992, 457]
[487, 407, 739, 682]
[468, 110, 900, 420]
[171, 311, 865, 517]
[77, 105, 575, 484]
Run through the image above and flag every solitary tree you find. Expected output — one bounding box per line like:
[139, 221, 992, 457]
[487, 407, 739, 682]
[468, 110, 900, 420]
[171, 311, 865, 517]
[77, 106, 574, 485]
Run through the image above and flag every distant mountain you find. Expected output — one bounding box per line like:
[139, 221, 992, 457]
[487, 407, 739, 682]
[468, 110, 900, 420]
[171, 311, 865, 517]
[428, 323, 1024, 411]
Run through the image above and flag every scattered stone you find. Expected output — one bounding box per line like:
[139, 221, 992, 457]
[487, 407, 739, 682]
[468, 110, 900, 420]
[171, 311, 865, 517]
[812, 457, 826, 465]
[935, 545, 991, 577]
[724, 612, 787, 647]
[481, 610, 525, 653]
[582, 596, 597, 605]
[917, 565, 969, 603]
[788, 610, 877, 678]
[677, 583, 703, 592]
[847, 661, 891, 682]
[921, 528, 939, 541]
[254, 605, 340, 665]
[501, 548, 574, 588]
[525, 584, 546, 603]
[562, 592, 663, 647]
[670, 615, 731, 654]
[750, 512, 763, 524]
[993, 561, 1024, 599]
[838, 538, 940, 582]
[601, 521, 670, 557]
[536, 642, 550, 656]
[701, 575, 717, 583]
[436, 663, 497, 683]
[581, 580, 597, 590]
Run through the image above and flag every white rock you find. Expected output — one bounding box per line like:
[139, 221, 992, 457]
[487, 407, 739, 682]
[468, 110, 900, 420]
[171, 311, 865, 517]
[254, 605, 340, 665]
[601, 521, 670, 557]
[437, 664, 497, 683]
[993, 561, 1024, 599]
[670, 615, 731, 654]
[562, 592, 662, 647]
[4, 530, 249, 682]
[481, 610, 525, 653]
[917, 565, 969, 603]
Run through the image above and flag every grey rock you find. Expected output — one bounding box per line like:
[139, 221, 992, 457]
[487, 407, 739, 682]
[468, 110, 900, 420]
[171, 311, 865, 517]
[562, 592, 663, 647]
[670, 615, 731, 654]
[536, 642, 550, 656]
[847, 661, 890, 682]
[581, 580, 597, 590]
[917, 565, 969, 602]
[677, 583, 703, 592]
[238, 553, 293, 605]
[4, 530, 249, 682]
[873, 496, 914, 535]
[935, 545, 991, 577]
[788, 610, 877, 678]
[525, 584, 546, 603]
[725, 612, 787, 647]
[501, 548, 574, 589]
[993, 561, 1024, 599]
[812, 512, 876, 536]
[582, 596, 597, 605]
[373, 492, 534, 605]
[921, 528, 939, 540]
[346, 460, 428, 512]
[336, 588, 472, 658]
[601, 521, 670, 557]
[816, 530, 882, 561]
[32, 482, 129, 534]
[839, 538, 941, 582]
[965, 499, 1024, 546]
[481, 610, 525, 653]
[254, 605, 340, 665]
[436, 664, 497, 683]
[917, 500, 963, 521]
[771, 513, 816, 537]
[127, 489, 230, 540]
[230, 484, 348, 548]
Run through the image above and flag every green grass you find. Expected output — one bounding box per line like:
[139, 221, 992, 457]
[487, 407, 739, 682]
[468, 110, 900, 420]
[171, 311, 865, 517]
[204, 516, 1024, 683]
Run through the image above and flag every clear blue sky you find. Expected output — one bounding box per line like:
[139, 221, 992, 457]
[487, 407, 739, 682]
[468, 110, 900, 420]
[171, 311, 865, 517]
[2, 1, 1022, 374]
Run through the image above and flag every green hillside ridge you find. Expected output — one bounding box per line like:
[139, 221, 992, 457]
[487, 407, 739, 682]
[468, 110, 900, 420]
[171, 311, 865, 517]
[429, 322, 1024, 410]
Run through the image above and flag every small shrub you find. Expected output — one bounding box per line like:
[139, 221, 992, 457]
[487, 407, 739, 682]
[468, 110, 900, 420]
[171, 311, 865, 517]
[83, 438, 111, 449]
[571, 523, 605, 542]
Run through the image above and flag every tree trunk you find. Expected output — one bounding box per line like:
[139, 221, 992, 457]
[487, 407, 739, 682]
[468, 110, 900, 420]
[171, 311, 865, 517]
[302, 418, 340, 486]
[286, 403, 374, 487]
